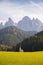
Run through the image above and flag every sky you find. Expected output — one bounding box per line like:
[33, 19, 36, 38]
[0, 0, 43, 24]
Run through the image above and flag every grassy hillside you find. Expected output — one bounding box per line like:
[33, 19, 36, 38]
[0, 26, 28, 46]
[0, 52, 43, 65]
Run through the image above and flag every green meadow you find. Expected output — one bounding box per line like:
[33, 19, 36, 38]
[0, 52, 43, 65]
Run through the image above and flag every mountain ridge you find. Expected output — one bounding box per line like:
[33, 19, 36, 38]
[0, 16, 43, 32]
[17, 16, 43, 32]
[0, 26, 29, 46]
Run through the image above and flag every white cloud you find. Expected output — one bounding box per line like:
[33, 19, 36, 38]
[0, 1, 43, 23]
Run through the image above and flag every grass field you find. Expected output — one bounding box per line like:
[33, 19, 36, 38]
[0, 52, 43, 65]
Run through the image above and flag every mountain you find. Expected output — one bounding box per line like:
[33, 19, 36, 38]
[0, 26, 29, 46]
[17, 16, 32, 31]
[5, 18, 15, 27]
[0, 16, 43, 32]
[39, 24, 43, 31]
[16, 31, 43, 51]
[17, 16, 43, 32]
[35, 31, 43, 36]
[0, 22, 4, 29]
[0, 18, 15, 29]
[25, 31, 37, 36]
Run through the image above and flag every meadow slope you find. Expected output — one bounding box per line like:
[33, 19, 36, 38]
[0, 52, 43, 65]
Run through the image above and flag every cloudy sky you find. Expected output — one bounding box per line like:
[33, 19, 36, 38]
[0, 0, 43, 23]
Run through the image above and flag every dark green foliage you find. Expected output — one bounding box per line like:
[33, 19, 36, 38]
[15, 43, 21, 51]
[15, 31, 43, 52]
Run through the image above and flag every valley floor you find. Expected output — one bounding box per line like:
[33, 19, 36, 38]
[0, 52, 43, 65]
